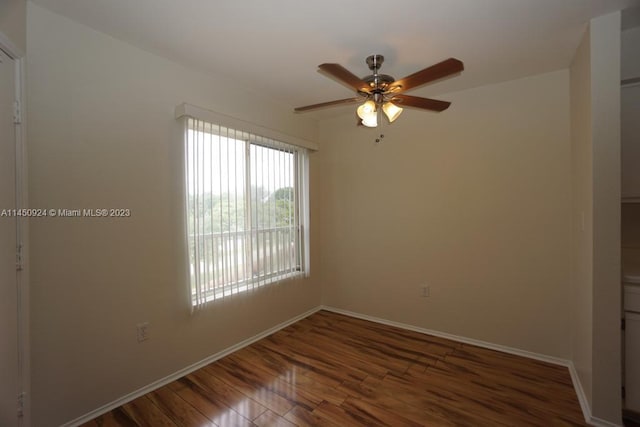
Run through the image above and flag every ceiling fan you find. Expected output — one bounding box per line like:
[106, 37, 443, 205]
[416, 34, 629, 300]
[294, 55, 464, 127]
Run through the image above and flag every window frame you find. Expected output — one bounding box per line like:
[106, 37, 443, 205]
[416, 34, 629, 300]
[179, 109, 312, 308]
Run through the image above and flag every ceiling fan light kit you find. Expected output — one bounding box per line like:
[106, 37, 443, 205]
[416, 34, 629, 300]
[382, 102, 403, 123]
[295, 54, 464, 128]
[356, 99, 379, 127]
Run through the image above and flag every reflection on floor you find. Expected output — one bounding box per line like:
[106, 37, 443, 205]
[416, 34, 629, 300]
[82, 310, 587, 426]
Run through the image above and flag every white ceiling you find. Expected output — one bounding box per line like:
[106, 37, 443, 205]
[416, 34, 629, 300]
[32, 0, 640, 117]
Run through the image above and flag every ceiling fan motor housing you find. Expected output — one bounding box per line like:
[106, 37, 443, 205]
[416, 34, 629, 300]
[363, 54, 395, 96]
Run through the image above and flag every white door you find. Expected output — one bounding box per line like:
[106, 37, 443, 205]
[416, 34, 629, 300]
[0, 47, 19, 427]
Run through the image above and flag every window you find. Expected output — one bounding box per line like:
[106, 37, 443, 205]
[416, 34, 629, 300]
[183, 117, 309, 308]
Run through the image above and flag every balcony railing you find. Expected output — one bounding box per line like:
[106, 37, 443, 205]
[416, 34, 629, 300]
[188, 226, 301, 300]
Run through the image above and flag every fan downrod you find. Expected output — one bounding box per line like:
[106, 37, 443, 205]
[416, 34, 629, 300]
[363, 54, 394, 91]
[366, 54, 384, 71]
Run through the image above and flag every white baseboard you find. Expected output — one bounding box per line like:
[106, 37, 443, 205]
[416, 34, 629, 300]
[566, 362, 623, 426]
[62, 306, 322, 427]
[589, 415, 623, 426]
[567, 362, 595, 425]
[64, 304, 618, 427]
[320, 305, 607, 426]
[321, 306, 571, 366]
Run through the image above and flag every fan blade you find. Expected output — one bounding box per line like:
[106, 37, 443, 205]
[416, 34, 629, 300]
[294, 97, 361, 112]
[390, 58, 464, 93]
[390, 94, 451, 112]
[319, 63, 371, 93]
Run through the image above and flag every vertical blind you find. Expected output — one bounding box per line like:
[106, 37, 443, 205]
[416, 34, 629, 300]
[184, 117, 309, 309]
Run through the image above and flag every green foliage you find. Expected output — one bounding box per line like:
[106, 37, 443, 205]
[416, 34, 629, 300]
[273, 187, 294, 202]
[188, 186, 295, 234]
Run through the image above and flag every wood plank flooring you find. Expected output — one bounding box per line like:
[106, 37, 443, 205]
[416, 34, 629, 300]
[81, 310, 587, 426]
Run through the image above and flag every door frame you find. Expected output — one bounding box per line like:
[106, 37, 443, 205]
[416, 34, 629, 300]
[0, 30, 29, 427]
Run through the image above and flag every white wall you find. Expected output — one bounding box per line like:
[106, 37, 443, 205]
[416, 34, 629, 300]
[569, 12, 622, 425]
[26, 3, 321, 425]
[318, 70, 573, 358]
[590, 12, 621, 424]
[570, 23, 594, 411]
[0, 0, 26, 52]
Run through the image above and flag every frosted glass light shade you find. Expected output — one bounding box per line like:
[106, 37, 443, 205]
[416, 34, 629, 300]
[382, 102, 403, 123]
[356, 100, 376, 120]
[361, 113, 378, 127]
[357, 99, 378, 127]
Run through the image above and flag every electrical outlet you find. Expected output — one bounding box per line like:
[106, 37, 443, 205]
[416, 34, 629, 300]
[136, 322, 150, 343]
[421, 285, 430, 297]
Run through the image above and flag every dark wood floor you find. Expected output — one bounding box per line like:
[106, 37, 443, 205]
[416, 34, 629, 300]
[82, 310, 587, 426]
